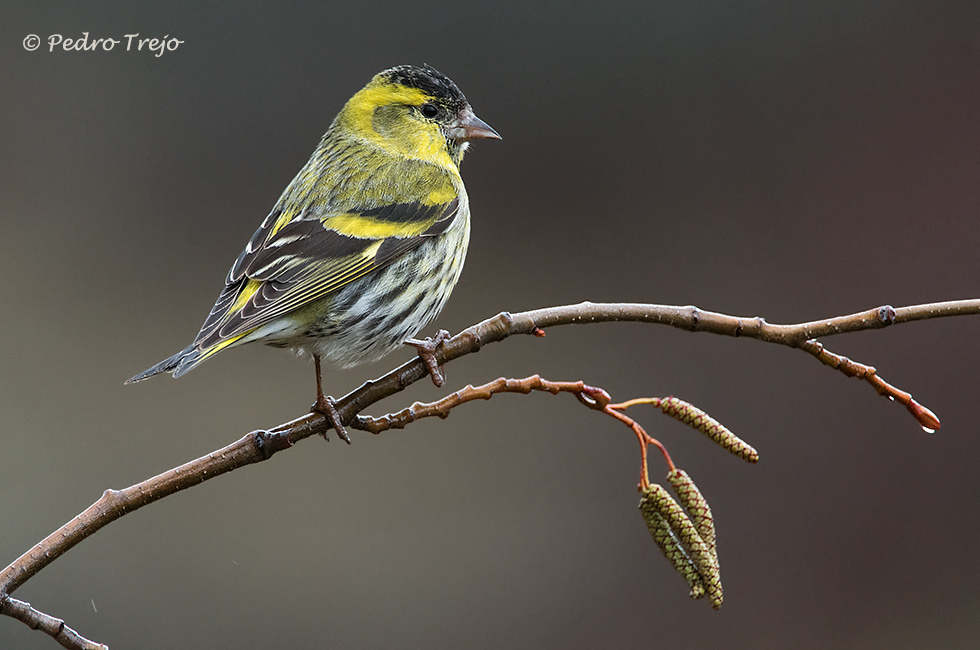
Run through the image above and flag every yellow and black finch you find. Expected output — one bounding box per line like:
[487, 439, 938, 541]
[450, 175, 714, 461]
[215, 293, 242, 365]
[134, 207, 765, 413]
[128, 65, 499, 438]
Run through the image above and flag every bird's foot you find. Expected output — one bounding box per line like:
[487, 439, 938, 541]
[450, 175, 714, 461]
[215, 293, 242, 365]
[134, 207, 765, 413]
[311, 394, 351, 444]
[404, 329, 451, 387]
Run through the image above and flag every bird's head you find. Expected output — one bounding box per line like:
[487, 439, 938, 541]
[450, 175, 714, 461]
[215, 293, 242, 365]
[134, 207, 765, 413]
[339, 64, 500, 168]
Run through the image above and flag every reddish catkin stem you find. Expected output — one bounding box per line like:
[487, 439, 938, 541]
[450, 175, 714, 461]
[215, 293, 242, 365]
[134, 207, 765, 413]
[600, 405, 675, 488]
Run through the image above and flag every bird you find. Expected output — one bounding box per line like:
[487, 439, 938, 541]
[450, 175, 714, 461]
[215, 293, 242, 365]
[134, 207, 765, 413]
[127, 64, 499, 441]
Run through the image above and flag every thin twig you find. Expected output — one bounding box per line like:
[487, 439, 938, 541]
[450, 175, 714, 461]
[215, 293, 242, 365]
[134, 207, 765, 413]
[0, 596, 107, 650]
[798, 340, 941, 431]
[351, 374, 606, 433]
[351, 374, 676, 487]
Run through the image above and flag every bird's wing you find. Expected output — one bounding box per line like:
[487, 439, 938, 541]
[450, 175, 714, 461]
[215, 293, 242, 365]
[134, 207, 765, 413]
[185, 196, 461, 360]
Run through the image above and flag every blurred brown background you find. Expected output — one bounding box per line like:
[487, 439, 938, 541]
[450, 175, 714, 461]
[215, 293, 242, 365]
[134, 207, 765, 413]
[2, 1, 979, 648]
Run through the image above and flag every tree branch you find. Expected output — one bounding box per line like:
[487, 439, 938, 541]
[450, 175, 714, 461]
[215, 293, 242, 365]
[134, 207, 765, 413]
[2, 299, 977, 647]
[0, 597, 107, 650]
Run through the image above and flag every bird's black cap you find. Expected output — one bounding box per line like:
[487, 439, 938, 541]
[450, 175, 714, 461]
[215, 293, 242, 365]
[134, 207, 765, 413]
[380, 64, 468, 106]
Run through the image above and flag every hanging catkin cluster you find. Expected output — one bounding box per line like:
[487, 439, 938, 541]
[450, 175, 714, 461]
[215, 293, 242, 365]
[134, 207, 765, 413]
[639, 470, 723, 609]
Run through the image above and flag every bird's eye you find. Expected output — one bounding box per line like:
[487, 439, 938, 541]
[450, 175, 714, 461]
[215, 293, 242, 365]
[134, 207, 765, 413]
[419, 103, 439, 118]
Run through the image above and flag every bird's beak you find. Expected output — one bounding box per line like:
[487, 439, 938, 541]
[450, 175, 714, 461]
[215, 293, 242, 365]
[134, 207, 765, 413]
[449, 106, 501, 141]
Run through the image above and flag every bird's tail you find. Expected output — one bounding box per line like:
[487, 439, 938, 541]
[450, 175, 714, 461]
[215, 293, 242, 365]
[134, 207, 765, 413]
[126, 327, 253, 384]
[125, 345, 196, 384]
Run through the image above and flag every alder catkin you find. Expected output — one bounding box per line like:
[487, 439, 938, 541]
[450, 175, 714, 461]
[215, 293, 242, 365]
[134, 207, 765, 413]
[658, 396, 759, 463]
[643, 484, 723, 609]
[667, 469, 717, 561]
[639, 487, 706, 599]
